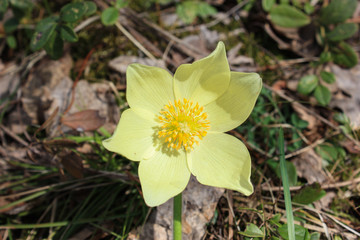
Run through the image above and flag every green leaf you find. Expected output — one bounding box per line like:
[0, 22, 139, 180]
[278, 128, 296, 240]
[239, 223, 265, 237]
[267, 159, 298, 187]
[60, 2, 86, 23]
[332, 41, 358, 68]
[30, 22, 57, 51]
[319, 0, 357, 25]
[310, 232, 321, 240]
[278, 224, 310, 240]
[4, 17, 18, 33]
[115, 0, 129, 9]
[270, 5, 310, 28]
[293, 183, 326, 205]
[176, 1, 198, 24]
[44, 29, 64, 59]
[333, 112, 350, 125]
[157, 0, 173, 4]
[269, 213, 282, 227]
[320, 71, 336, 84]
[262, 0, 275, 12]
[83, 1, 97, 16]
[101, 7, 119, 26]
[0, 0, 9, 13]
[304, 2, 315, 14]
[36, 16, 59, 31]
[319, 51, 332, 64]
[315, 143, 338, 163]
[196, 2, 217, 18]
[9, 0, 33, 10]
[60, 25, 78, 42]
[327, 23, 358, 42]
[314, 85, 331, 106]
[176, 1, 215, 24]
[6, 35, 16, 48]
[291, 114, 308, 129]
[297, 75, 319, 95]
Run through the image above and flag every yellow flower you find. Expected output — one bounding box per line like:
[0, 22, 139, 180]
[103, 42, 262, 207]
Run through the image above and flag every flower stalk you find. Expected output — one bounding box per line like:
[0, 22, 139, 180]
[173, 193, 182, 240]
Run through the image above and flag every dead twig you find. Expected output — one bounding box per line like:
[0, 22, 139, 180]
[261, 176, 360, 191]
[0, 124, 28, 147]
[115, 21, 156, 60]
[33, 107, 59, 139]
[206, 0, 249, 28]
[121, 8, 204, 58]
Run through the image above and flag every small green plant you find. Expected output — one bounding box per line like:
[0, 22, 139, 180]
[296, 69, 335, 106]
[148, 0, 217, 24]
[263, 0, 358, 68]
[261, 0, 358, 106]
[315, 142, 346, 167]
[175, 0, 217, 24]
[0, 0, 34, 49]
[30, 1, 97, 59]
[333, 112, 353, 134]
[101, 0, 129, 26]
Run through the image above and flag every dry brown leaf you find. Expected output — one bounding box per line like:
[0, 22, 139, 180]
[314, 191, 336, 209]
[22, 54, 73, 125]
[58, 150, 84, 179]
[292, 149, 327, 184]
[22, 53, 73, 137]
[61, 110, 105, 132]
[330, 64, 360, 128]
[272, 80, 286, 91]
[264, 22, 319, 57]
[340, 139, 360, 154]
[43, 139, 78, 149]
[292, 102, 319, 130]
[0, 62, 19, 100]
[76, 143, 93, 154]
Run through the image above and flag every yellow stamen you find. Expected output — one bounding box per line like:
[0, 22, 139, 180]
[157, 98, 210, 151]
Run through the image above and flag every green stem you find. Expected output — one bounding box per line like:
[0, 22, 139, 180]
[279, 128, 295, 240]
[173, 193, 182, 240]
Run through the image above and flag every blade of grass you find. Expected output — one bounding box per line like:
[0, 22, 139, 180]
[0, 190, 48, 211]
[90, 223, 124, 239]
[0, 215, 127, 229]
[279, 128, 295, 240]
[0, 172, 54, 191]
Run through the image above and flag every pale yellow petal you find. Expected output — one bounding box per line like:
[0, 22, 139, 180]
[173, 42, 230, 106]
[102, 109, 157, 161]
[139, 149, 190, 207]
[205, 72, 262, 133]
[126, 64, 174, 115]
[188, 133, 253, 195]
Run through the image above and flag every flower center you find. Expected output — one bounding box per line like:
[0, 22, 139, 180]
[157, 98, 210, 151]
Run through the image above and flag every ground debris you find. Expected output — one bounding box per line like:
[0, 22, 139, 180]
[21, 53, 73, 135]
[292, 149, 327, 184]
[331, 64, 360, 128]
[109, 56, 165, 74]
